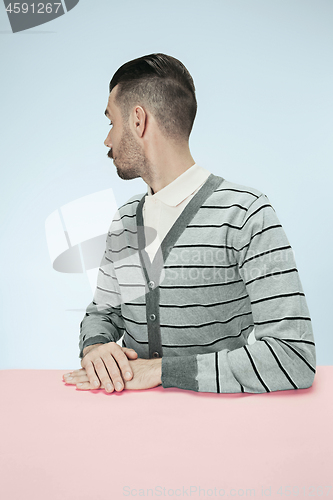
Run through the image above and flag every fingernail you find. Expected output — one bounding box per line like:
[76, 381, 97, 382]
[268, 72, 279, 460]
[77, 383, 83, 386]
[66, 376, 73, 380]
[116, 382, 122, 391]
[93, 381, 99, 387]
[106, 384, 112, 391]
[125, 372, 132, 379]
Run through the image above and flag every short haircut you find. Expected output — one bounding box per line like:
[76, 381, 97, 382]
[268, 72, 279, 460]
[109, 53, 197, 141]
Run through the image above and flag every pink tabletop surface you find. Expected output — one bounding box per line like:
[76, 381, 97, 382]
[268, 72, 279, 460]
[0, 366, 332, 500]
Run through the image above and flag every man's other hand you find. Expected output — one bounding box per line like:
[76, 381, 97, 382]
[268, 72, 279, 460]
[63, 356, 162, 392]
[67, 342, 138, 393]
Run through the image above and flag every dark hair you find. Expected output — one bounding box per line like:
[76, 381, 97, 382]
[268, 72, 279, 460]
[109, 53, 197, 141]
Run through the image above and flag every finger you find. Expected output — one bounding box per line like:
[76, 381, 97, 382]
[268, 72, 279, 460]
[87, 354, 124, 393]
[101, 353, 127, 392]
[82, 357, 105, 390]
[76, 382, 106, 391]
[64, 374, 89, 385]
[76, 381, 95, 390]
[112, 346, 136, 380]
[123, 348, 138, 359]
[81, 344, 132, 392]
[63, 368, 85, 377]
[63, 368, 85, 381]
[81, 351, 114, 391]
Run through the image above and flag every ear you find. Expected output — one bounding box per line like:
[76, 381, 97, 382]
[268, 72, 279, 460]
[132, 105, 147, 139]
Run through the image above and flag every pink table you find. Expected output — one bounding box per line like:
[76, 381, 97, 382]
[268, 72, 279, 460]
[1, 367, 332, 500]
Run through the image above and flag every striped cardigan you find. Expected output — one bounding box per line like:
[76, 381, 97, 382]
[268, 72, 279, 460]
[79, 173, 316, 393]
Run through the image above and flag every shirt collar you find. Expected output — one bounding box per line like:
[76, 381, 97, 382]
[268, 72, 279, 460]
[146, 163, 211, 207]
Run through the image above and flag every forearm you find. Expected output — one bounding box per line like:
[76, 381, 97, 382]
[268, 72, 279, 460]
[79, 301, 125, 359]
[161, 333, 316, 394]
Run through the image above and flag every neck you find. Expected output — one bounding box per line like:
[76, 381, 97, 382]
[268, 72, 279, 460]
[143, 140, 196, 193]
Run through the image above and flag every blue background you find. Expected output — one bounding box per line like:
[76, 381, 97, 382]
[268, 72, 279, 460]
[0, 0, 332, 369]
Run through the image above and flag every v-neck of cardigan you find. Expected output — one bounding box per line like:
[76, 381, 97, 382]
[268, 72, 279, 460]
[136, 173, 224, 286]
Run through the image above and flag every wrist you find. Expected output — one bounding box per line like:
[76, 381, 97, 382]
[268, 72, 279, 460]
[152, 358, 162, 385]
[82, 343, 103, 357]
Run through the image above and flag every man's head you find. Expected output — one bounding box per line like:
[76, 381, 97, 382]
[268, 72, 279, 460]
[104, 53, 197, 183]
[110, 53, 197, 142]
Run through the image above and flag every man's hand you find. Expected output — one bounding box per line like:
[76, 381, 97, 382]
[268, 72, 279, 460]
[64, 342, 139, 393]
[63, 356, 162, 392]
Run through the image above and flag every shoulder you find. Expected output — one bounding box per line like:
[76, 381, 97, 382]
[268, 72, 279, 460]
[205, 177, 276, 236]
[113, 192, 146, 221]
[118, 192, 146, 212]
[107, 192, 146, 233]
[210, 176, 267, 210]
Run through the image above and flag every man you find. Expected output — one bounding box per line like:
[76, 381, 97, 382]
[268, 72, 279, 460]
[63, 53, 316, 394]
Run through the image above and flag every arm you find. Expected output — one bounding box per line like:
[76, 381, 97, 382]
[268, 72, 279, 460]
[161, 194, 316, 393]
[77, 216, 140, 392]
[78, 226, 125, 360]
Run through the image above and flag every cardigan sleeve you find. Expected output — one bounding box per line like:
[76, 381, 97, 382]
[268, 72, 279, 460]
[78, 222, 126, 360]
[161, 194, 317, 393]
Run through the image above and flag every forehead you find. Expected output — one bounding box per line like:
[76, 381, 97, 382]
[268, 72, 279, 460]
[105, 86, 119, 117]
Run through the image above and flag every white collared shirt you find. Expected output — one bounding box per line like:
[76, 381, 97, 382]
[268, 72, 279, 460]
[142, 163, 211, 262]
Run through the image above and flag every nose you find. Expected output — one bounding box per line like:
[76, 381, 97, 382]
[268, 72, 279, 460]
[104, 130, 112, 148]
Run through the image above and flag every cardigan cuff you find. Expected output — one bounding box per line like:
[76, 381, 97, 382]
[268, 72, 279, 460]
[161, 354, 199, 392]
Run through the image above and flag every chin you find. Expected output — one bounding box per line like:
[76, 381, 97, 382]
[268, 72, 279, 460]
[116, 167, 132, 180]
[115, 164, 140, 180]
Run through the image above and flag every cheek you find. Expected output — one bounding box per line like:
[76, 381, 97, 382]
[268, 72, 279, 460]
[110, 129, 119, 144]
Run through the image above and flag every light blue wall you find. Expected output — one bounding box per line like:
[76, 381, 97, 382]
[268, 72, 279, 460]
[1, 0, 332, 369]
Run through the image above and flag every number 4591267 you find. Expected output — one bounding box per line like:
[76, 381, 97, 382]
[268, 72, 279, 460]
[6, 3, 62, 14]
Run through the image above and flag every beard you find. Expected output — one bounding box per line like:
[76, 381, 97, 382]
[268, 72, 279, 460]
[107, 125, 151, 181]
